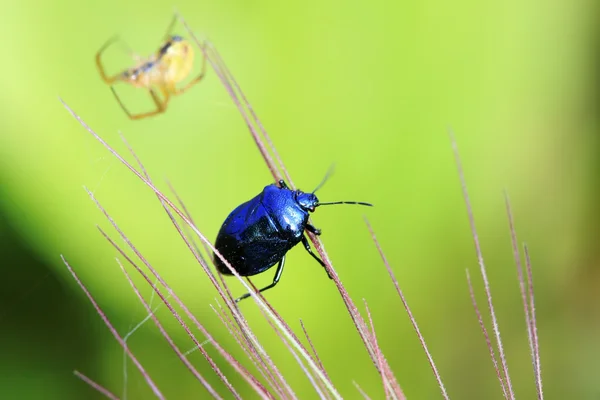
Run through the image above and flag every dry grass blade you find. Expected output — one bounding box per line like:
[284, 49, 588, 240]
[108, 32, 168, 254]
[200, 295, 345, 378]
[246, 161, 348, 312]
[253, 298, 331, 400]
[74, 370, 120, 400]
[211, 301, 286, 398]
[260, 315, 322, 399]
[165, 179, 214, 266]
[504, 193, 543, 399]
[524, 244, 543, 399]
[308, 238, 382, 365]
[353, 381, 372, 400]
[466, 269, 508, 398]
[116, 258, 226, 399]
[244, 277, 331, 395]
[363, 299, 393, 399]
[449, 130, 515, 400]
[199, 40, 294, 187]
[299, 319, 331, 385]
[178, 24, 281, 182]
[61, 256, 165, 399]
[364, 219, 440, 400]
[238, 274, 324, 398]
[273, 337, 325, 400]
[172, 9, 295, 188]
[504, 195, 535, 355]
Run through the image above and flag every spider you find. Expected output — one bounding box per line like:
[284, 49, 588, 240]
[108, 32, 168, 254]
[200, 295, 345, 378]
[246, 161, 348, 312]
[95, 15, 206, 120]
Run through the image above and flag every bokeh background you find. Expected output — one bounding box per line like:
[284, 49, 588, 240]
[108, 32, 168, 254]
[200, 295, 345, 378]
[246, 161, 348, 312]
[1, 0, 598, 398]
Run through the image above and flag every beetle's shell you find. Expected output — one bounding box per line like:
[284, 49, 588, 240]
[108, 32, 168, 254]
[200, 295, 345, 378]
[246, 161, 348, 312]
[214, 184, 309, 276]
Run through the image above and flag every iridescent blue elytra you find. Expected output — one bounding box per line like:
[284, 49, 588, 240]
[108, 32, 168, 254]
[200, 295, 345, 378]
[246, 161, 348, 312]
[214, 179, 372, 302]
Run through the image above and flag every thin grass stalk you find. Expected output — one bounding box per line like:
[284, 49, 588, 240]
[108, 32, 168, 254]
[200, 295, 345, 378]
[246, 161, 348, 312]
[62, 256, 165, 399]
[255, 305, 328, 400]
[199, 39, 295, 187]
[117, 259, 225, 399]
[299, 319, 332, 393]
[189, 37, 280, 181]
[165, 180, 215, 270]
[353, 381, 372, 400]
[120, 132, 214, 268]
[242, 279, 331, 398]
[309, 238, 381, 363]
[245, 278, 325, 371]
[213, 302, 285, 395]
[211, 302, 287, 398]
[524, 245, 543, 399]
[449, 131, 515, 400]
[363, 299, 395, 400]
[364, 219, 438, 399]
[122, 294, 170, 400]
[466, 269, 509, 398]
[74, 370, 120, 400]
[504, 193, 539, 390]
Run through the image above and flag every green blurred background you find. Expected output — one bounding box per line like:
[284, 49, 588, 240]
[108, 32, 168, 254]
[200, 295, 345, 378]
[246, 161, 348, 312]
[1, 0, 598, 398]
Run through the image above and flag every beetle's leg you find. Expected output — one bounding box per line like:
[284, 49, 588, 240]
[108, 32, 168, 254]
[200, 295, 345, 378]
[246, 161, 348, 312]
[111, 86, 170, 120]
[305, 224, 322, 236]
[235, 256, 286, 303]
[278, 180, 288, 189]
[301, 235, 332, 279]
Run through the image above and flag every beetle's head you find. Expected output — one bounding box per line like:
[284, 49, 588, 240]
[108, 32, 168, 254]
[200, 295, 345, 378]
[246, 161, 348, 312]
[295, 191, 319, 212]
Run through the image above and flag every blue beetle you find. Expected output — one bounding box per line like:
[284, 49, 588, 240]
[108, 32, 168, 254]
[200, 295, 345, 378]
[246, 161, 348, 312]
[214, 179, 372, 302]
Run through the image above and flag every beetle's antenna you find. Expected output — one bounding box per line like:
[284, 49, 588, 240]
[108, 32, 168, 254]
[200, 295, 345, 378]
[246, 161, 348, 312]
[312, 164, 336, 194]
[318, 201, 373, 207]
